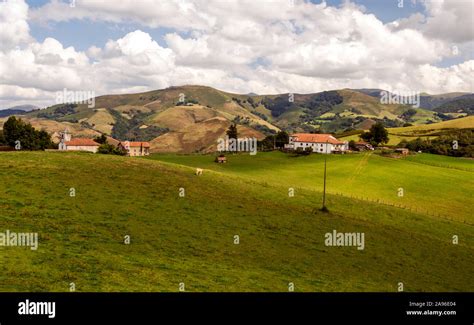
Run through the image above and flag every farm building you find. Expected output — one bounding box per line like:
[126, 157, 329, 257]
[285, 133, 348, 154]
[61, 138, 100, 153]
[118, 141, 150, 156]
[354, 141, 374, 151]
[215, 155, 227, 163]
[395, 148, 409, 156]
[57, 128, 100, 153]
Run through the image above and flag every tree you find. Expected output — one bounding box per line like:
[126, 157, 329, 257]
[257, 131, 289, 151]
[400, 108, 417, 121]
[275, 131, 289, 148]
[348, 140, 357, 150]
[294, 147, 312, 156]
[397, 139, 409, 148]
[94, 134, 108, 144]
[3, 116, 54, 150]
[97, 143, 126, 155]
[360, 122, 389, 146]
[402, 129, 474, 157]
[226, 123, 238, 140]
[0, 130, 5, 145]
[37, 130, 55, 150]
[257, 136, 274, 151]
[3, 116, 22, 147]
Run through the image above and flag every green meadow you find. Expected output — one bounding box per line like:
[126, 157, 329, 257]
[148, 152, 473, 222]
[0, 151, 472, 292]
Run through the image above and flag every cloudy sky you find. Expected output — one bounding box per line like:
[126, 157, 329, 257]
[0, 0, 473, 108]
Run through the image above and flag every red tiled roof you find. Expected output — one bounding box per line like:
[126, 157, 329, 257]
[290, 133, 344, 145]
[120, 141, 150, 148]
[65, 138, 100, 146]
[106, 136, 120, 146]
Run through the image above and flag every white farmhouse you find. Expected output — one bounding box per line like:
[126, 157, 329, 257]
[286, 133, 348, 154]
[58, 128, 100, 153]
[62, 138, 100, 153]
[118, 141, 150, 156]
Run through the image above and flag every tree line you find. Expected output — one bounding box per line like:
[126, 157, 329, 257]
[398, 129, 474, 157]
[0, 116, 55, 150]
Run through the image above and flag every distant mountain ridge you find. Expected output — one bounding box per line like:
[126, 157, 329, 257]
[0, 105, 40, 118]
[1, 104, 39, 112]
[352, 89, 472, 110]
[1, 86, 472, 153]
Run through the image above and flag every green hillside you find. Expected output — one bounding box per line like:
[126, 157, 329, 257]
[0, 151, 472, 292]
[23, 86, 276, 152]
[340, 116, 474, 146]
[9, 86, 472, 153]
[148, 152, 473, 221]
[434, 94, 474, 115]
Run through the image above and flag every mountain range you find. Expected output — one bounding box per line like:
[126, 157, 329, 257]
[0, 104, 39, 118]
[0, 86, 472, 153]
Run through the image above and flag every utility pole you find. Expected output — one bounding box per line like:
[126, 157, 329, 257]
[321, 139, 329, 211]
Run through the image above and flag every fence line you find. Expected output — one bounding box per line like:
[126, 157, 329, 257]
[329, 191, 473, 226]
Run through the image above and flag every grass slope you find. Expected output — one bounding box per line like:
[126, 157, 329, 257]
[389, 116, 474, 135]
[340, 116, 474, 145]
[0, 152, 472, 292]
[148, 152, 473, 222]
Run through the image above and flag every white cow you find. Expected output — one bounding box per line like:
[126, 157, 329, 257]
[195, 168, 203, 176]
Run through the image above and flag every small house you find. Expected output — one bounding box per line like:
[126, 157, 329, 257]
[354, 141, 374, 151]
[118, 141, 150, 156]
[57, 128, 100, 153]
[215, 155, 227, 163]
[395, 148, 409, 156]
[63, 138, 100, 153]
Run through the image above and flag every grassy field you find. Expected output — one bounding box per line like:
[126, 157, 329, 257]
[389, 116, 474, 135]
[0, 151, 473, 292]
[339, 133, 439, 146]
[148, 152, 473, 222]
[340, 116, 474, 145]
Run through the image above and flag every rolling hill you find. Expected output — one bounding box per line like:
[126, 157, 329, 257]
[0, 104, 40, 118]
[1, 85, 472, 153]
[340, 116, 474, 146]
[0, 151, 472, 291]
[353, 89, 471, 110]
[434, 94, 474, 115]
[0, 109, 27, 118]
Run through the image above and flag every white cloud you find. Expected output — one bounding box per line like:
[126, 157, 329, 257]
[29, 0, 213, 31]
[422, 0, 474, 43]
[390, 0, 474, 44]
[0, 0, 32, 50]
[0, 0, 472, 108]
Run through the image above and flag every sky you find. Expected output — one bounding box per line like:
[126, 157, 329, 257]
[0, 0, 473, 108]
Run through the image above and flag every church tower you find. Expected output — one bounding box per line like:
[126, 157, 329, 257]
[58, 128, 71, 150]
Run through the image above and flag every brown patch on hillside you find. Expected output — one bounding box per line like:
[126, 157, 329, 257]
[86, 109, 115, 134]
[106, 136, 120, 147]
[220, 102, 279, 132]
[150, 116, 264, 153]
[0, 117, 100, 143]
[150, 105, 218, 130]
[357, 119, 377, 130]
